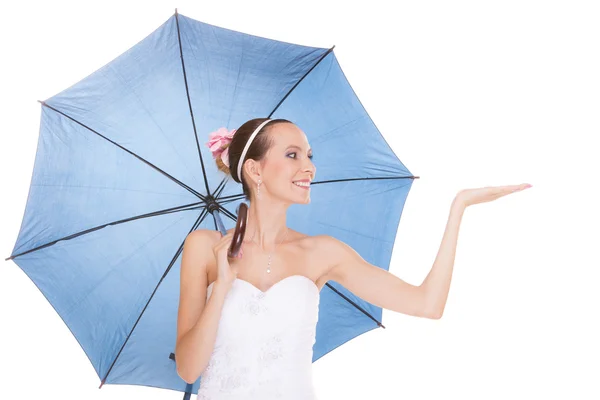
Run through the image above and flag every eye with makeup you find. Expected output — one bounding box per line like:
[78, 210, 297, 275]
[287, 152, 314, 160]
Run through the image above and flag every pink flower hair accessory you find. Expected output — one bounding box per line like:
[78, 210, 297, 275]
[206, 127, 237, 168]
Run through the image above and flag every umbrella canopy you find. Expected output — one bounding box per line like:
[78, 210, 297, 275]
[6, 10, 417, 396]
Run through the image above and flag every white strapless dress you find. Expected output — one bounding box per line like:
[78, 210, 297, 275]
[197, 274, 320, 400]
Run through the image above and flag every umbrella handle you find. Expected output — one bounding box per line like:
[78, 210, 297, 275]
[213, 202, 248, 258]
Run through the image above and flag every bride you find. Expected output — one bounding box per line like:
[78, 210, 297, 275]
[174, 117, 531, 399]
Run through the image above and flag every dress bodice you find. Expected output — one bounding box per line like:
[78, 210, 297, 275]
[196, 274, 320, 400]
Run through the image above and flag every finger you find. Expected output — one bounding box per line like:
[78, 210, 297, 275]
[509, 184, 530, 192]
[497, 185, 521, 193]
[218, 237, 234, 252]
[499, 184, 530, 198]
[499, 186, 520, 197]
[220, 232, 234, 242]
[215, 235, 234, 252]
[487, 186, 507, 198]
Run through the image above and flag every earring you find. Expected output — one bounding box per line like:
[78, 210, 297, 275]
[257, 179, 261, 198]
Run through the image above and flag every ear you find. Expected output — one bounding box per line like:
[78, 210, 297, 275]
[243, 158, 263, 186]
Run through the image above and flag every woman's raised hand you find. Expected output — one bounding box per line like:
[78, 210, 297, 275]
[456, 183, 532, 208]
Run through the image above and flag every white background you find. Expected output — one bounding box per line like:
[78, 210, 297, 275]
[1, 0, 598, 399]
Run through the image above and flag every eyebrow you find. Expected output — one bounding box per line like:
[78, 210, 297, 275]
[286, 145, 312, 153]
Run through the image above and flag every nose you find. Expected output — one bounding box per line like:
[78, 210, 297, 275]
[304, 158, 316, 179]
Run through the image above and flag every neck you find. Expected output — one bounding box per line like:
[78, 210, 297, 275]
[244, 194, 290, 251]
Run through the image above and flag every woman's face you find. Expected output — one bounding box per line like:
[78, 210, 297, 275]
[260, 123, 316, 205]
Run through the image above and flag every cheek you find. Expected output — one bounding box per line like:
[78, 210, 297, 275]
[269, 161, 295, 184]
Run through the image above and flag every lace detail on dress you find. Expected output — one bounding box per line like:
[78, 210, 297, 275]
[240, 289, 269, 316]
[258, 334, 284, 367]
[196, 276, 320, 399]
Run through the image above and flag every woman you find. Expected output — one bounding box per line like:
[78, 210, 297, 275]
[175, 117, 531, 399]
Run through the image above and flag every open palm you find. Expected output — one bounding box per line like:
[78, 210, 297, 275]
[457, 183, 532, 207]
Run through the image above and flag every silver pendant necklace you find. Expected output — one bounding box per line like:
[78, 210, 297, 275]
[248, 227, 289, 274]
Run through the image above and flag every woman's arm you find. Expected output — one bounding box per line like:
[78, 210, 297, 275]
[175, 230, 231, 384]
[418, 197, 465, 318]
[323, 198, 464, 319]
[324, 184, 531, 319]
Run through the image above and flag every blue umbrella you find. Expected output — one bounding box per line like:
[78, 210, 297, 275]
[6, 9, 418, 398]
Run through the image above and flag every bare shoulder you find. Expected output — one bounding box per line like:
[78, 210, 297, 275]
[311, 234, 358, 283]
[189, 226, 222, 258]
[288, 230, 328, 254]
[185, 228, 220, 247]
[292, 233, 341, 283]
[306, 233, 341, 254]
[181, 229, 221, 282]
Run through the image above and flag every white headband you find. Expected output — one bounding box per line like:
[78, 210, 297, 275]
[236, 119, 272, 182]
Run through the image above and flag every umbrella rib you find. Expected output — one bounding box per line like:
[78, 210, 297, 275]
[100, 207, 210, 389]
[5, 201, 204, 261]
[175, 10, 211, 195]
[219, 195, 246, 205]
[312, 175, 419, 185]
[324, 282, 386, 328]
[218, 193, 246, 201]
[268, 45, 335, 118]
[212, 178, 228, 199]
[39, 102, 205, 200]
[216, 204, 238, 222]
[216, 175, 419, 201]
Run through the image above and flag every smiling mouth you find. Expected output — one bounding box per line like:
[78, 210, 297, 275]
[293, 181, 311, 189]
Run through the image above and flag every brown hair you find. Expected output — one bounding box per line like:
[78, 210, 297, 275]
[215, 117, 293, 200]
